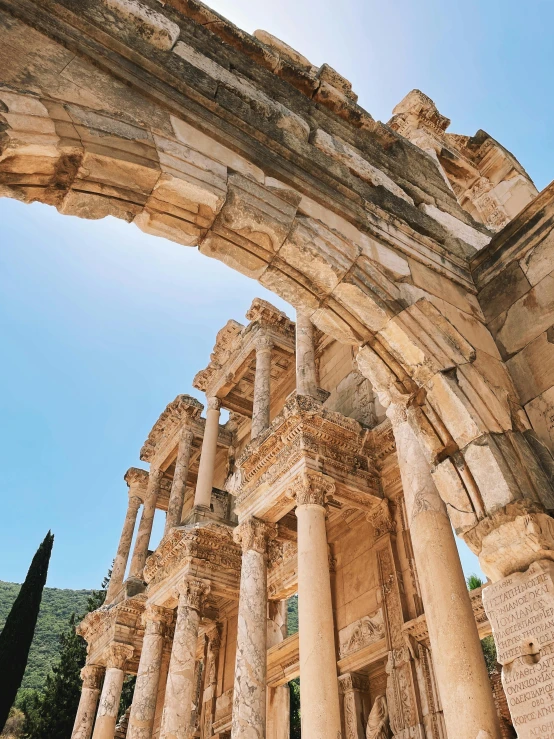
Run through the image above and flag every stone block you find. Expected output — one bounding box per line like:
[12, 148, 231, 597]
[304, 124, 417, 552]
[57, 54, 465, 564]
[525, 386, 554, 455]
[506, 331, 554, 405]
[420, 203, 491, 250]
[495, 272, 554, 356]
[409, 258, 483, 319]
[521, 227, 554, 286]
[478, 260, 532, 323]
[102, 0, 181, 50]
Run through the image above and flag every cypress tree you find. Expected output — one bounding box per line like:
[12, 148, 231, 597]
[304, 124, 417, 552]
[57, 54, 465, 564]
[0, 532, 54, 731]
[22, 574, 109, 739]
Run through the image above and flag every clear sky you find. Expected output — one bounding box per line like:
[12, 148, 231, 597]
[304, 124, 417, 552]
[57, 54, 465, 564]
[1, 0, 553, 590]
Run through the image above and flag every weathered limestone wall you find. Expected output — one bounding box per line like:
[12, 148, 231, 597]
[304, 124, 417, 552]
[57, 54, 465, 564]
[473, 183, 554, 458]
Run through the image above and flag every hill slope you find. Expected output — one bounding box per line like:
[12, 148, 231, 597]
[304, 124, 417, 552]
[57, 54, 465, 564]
[0, 582, 92, 691]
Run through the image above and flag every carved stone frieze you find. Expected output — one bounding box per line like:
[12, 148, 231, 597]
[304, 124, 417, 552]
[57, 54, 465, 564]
[367, 499, 396, 540]
[143, 522, 242, 588]
[338, 609, 386, 658]
[140, 394, 203, 462]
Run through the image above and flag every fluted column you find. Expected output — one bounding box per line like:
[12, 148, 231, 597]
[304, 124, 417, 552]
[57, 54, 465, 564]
[251, 335, 273, 440]
[295, 471, 341, 739]
[231, 518, 276, 739]
[295, 312, 317, 398]
[130, 467, 163, 579]
[127, 606, 171, 739]
[387, 401, 501, 739]
[165, 429, 194, 534]
[159, 577, 211, 739]
[194, 397, 221, 509]
[92, 644, 134, 739]
[71, 664, 104, 739]
[107, 490, 143, 603]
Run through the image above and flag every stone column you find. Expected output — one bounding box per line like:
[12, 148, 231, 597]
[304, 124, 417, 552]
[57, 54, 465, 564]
[294, 471, 342, 739]
[107, 493, 143, 603]
[159, 576, 211, 739]
[71, 664, 104, 739]
[164, 429, 194, 534]
[251, 335, 273, 440]
[130, 467, 163, 579]
[388, 402, 501, 739]
[295, 311, 317, 398]
[194, 397, 221, 509]
[231, 518, 276, 739]
[92, 644, 134, 739]
[127, 606, 170, 739]
[338, 674, 369, 739]
[267, 600, 290, 739]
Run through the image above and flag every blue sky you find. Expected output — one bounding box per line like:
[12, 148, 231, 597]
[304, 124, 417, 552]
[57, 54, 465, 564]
[1, 0, 553, 589]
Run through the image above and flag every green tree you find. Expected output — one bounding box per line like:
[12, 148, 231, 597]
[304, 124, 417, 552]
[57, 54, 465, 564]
[289, 678, 301, 739]
[466, 572, 498, 673]
[466, 573, 483, 591]
[0, 533, 54, 732]
[22, 575, 108, 739]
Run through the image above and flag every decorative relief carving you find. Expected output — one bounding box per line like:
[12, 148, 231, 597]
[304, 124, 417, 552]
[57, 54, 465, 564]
[338, 609, 386, 658]
[140, 394, 203, 462]
[207, 396, 222, 411]
[233, 517, 277, 554]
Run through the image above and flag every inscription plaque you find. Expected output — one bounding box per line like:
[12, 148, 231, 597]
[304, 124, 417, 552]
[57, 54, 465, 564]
[483, 560, 554, 738]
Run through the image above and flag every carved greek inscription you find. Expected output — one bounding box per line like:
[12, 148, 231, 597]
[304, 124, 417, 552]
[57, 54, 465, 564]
[483, 561, 554, 665]
[483, 560, 554, 739]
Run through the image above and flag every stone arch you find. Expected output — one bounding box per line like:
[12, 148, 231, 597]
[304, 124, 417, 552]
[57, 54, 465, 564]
[1, 0, 553, 584]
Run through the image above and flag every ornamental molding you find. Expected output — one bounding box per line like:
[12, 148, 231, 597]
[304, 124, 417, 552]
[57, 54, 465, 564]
[367, 499, 396, 540]
[236, 394, 379, 508]
[291, 470, 335, 508]
[77, 594, 147, 649]
[140, 394, 203, 462]
[338, 672, 370, 694]
[143, 522, 242, 588]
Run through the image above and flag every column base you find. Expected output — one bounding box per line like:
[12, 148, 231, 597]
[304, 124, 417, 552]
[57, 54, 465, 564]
[182, 504, 235, 527]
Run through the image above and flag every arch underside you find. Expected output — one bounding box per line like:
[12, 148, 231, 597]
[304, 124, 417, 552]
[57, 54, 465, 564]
[2, 0, 554, 579]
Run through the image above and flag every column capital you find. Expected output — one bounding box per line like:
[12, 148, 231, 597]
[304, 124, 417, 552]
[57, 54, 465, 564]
[142, 604, 172, 634]
[338, 672, 369, 695]
[80, 664, 104, 690]
[177, 576, 211, 613]
[233, 517, 277, 554]
[254, 333, 274, 353]
[206, 396, 221, 412]
[128, 494, 143, 510]
[106, 643, 134, 670]
[291, 471, 335, 508]
[367, 499, 396, 540]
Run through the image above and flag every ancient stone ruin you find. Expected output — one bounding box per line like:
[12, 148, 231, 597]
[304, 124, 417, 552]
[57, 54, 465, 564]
[1, 0, 554, 737]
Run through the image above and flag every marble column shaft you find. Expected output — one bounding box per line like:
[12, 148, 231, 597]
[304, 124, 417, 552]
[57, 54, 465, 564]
[389, 403, 501, 739]
[295, 312, 317, 398]
[165, 429, 194, 533]
[251, 336, 273, 440]
[127, 606, 170, 739]
[71, 664, 104, 739]
[92, 645, 133, 739]
[231, 518, 276, 739]
[107, 494, 142, 603]
[295, 473, 341, 739]
[194, 397, 221, 509]
[159, 577, 210, 739]
[267, 600, 290, 739]
[130, 467, 163, 579]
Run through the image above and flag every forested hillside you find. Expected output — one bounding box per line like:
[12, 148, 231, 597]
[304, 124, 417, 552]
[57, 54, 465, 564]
[0, 582, 92, 691]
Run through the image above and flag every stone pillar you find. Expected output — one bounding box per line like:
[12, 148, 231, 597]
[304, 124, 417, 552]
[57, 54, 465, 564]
[267, 600, 290, 739]
[338, 674, 369, 739]
[194, 397, 221, 509]
[127, 606, 170, 739]
[388, 402, 501, 739]
[71, 664, 104, 739]
[159, 576, 211, 739]
[165, 429, 194, 534]
[294, 471, 341, 739]
[251, 335, 273, 440]
[231, 518, 276, 739]
[92, 644, 134, 739]
[107, 493, 143, 603]
[295, 311, 317, 398]
[130, 467, 163, 579]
